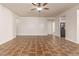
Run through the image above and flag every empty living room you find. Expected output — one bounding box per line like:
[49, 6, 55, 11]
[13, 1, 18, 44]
[0, 2, 79, 56]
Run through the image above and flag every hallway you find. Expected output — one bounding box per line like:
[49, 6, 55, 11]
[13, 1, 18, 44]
[0, 36, 79, 56]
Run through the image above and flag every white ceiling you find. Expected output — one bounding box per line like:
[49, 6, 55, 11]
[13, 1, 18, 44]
[1, 3, 78, 17]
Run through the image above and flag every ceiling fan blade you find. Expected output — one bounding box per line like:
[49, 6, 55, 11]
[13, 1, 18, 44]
[43, 3, 48, 6]
[31, 8, 36, 11]
[44, 8, 49, 10]
[32, 3, 37, 6]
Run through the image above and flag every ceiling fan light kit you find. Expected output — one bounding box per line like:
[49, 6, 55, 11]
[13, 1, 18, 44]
[37, 7, 42, 11]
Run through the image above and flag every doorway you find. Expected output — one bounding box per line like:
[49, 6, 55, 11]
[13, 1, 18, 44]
[60, 22, 65, 38]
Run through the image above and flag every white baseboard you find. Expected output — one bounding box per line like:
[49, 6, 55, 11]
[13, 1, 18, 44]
[0, 36, 16, 45]
[65, 38, 79, 44]
[16, 34, 48, 36]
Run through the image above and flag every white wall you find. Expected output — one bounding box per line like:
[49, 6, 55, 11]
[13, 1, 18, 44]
[52, 21, 55, 35]
[48, 20, 56, 35]
[0, 5, 17, 45]
[17, 17, 50, 36]
[54, 17, 60, 36]
[48, 20, 52, 34]
[56, 5, 79, 43]
[77, 10, 79, 43]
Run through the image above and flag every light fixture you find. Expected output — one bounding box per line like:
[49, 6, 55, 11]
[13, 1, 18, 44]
[37, 7, 42, 11]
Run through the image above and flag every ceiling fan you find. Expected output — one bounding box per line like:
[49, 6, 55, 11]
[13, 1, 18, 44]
[31, 3, 49, 12]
